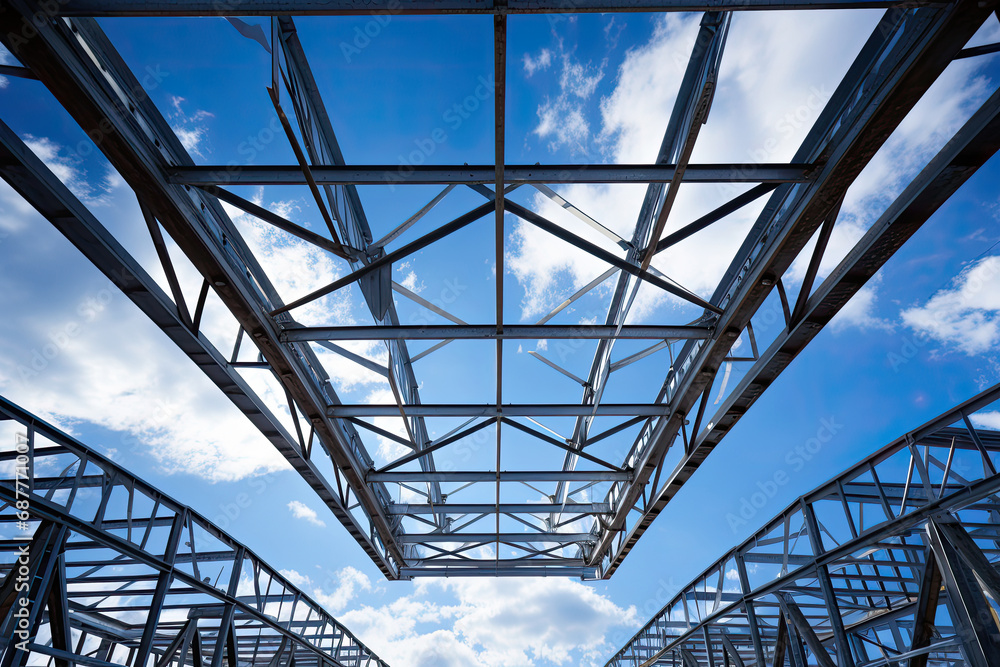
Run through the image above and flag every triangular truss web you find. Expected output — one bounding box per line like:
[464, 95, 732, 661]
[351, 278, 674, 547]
[1, 0, 999, 587]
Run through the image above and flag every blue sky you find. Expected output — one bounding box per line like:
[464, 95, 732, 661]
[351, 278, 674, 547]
[2, 8, 1000, 666]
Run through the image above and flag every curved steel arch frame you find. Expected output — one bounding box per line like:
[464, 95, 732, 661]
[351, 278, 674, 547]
[1, 0, 999, 579]
[606, 382, 1000, 667]
[0, 395, 388, 667]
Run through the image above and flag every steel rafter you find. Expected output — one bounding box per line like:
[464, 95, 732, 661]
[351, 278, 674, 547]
[270, 14, 447, 563]
[0, 6, 406, 578]
[587, 0, 1000, 578]
[597, 47, 1000, 579]
[606, 382, 1000, 667]
[167, 163, 814, 185]
[50, 0, 947, 15]
[0, 118, 393, 578]
[0, 395, 387, 667]
[2, 0, 999, 579]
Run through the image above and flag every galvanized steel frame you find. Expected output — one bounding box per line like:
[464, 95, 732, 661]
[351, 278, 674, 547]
[0, 395, 388, 667]
[1, 0, 998, 578]
[606, 382, 1000, 667]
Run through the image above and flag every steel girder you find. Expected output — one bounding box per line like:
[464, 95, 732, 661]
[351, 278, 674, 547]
[48, 0, 950, 15]
[0, 396, 388, 667]
[606, 382, 1000, 667]
[0, 118, 398, 578]
[270, 14, 448, 566]
[0, 6, 408, 578]
[587, 0, 1000, 577]
[166, 164, 815, 185]
[2, 0, 999, 580]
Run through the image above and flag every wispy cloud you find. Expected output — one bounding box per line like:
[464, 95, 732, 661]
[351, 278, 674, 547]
[169, 95, 214, 157]
[523, 48, 553, 76]
[280, 566, 372, 613]
[533, 49, 606, 155]
[23, 135, 117, 206]
[287, 500, 327, 527]
[901, 256, 1000, 355]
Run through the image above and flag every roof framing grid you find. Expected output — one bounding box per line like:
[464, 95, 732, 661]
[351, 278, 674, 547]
[1, 0, 998, 579]
[606, 381, 1000, 667]
[0, 395, 388, 667]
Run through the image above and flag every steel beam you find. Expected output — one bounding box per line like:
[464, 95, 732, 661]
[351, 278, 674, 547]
[53, 0, 942, 15]
[3, 0, 995, 586]
[329, 404, 669, 417]
[0, 115, 395, 580]
[281, 324, 713, 342]
[399, 565, 597, 577]
[398, 532, 593, 544]
[0, 395, 386, 667]
[590, 1, 998, 577]
[386, 502, 611, 514]
[925, 519, 1000, 667]
[606, 382, 1000, 667]
[0, 5, 406, 577]
[274, 13, 447, 555]
[167, 163, 812, 186]
[368, 470, 631, 483]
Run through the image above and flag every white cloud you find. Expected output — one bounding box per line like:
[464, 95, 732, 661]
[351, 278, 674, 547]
[830, 277, 892, 333]
[972, 411, 1000, 430]
[168, 96, 214, 157]
[279, 568, 313, 588]
[400, 269, 425, 294]
[0, 173, 287, 483]
[23, 135, 113, 206]
[287, 500, 326, 527]
[280, 566, 372, 614]
[340, 577, 636, 667]
[523, 49, 553, 76]
[313, 566, 372, 613]
[510, 11, 995, 331]
[0, 141, 382, 484]
[0, 328, 290, 482]
[534, 52, 605, 154]
[512, 12, 879, 322]
[901, 256, 1000, 355]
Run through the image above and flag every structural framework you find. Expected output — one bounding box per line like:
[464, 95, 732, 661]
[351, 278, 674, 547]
[1, 0, 1000, 580]
[0, 395, 388, 667]
[606, 382, 1000, 667]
